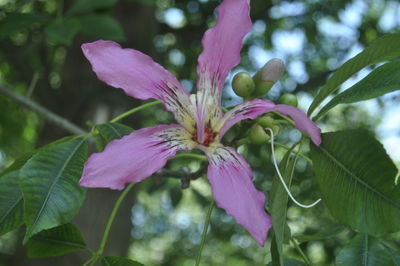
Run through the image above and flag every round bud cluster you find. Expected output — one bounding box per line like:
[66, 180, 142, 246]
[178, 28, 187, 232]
[232, 72, 255, 97]
[253, 58, 284, 97]
[277, 93, 298, 107]
[231, 58, 285, 99]
[248, 115, 280, 144]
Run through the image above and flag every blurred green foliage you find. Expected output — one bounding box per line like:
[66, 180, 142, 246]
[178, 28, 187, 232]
[0, 0, 399, 265]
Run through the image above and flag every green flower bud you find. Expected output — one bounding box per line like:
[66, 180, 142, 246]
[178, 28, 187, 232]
[232, 72, 255, 97]
[249, 124, 270, 144]
[253, 58, 284, 96]
[270, 124, 280, 136]
[256, 115, 275, 128]
[278, 93, 298, 107]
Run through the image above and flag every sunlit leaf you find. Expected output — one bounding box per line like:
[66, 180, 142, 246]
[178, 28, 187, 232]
[0, 170, 24, 236]
[20, 139, 88, 243]
[315, 61, 400, 119]
[67, 0, 119, 15]
[308, 34, 400, 116]
[26, 223, 86, 258]
[101, 256, 144, 266]
[336, 234, 399, 266]
[45, 18, 80, 46]
[310, 130, 400, 235]
[78, 14, 125, 42]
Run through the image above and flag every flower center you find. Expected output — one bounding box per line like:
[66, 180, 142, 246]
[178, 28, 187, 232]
[193, 127, 216, 146]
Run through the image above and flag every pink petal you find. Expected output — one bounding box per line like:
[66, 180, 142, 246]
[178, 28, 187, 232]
[218, 99, 322, 146]
[82, 40, 195, 131]
[196, 0, 252, 101]
[80, 125, 195, 190]
[203, 145, 271, 246]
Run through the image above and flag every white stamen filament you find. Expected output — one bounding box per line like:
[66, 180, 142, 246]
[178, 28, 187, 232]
[265, 128, 321, 208]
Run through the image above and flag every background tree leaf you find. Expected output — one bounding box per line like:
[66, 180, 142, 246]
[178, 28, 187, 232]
[0, 170, 24, 236]
[308, 34, 400, 116]
[101, 256, 144, 266]
[267, 258, 306, 266]
[67, 0, 119, 16]
[78, 14, 126, 42]
[20, 138, 88, 243]
[269, 147, 296, 266]
[26, 223, 86, 258]
[315, 61, 400, 119]
[310, 130, 400, 236]
[294, 224, 345, 243]
[336, 234, 400, 266]
[0, 13, 48, 39]
[45, 18, 81, 46]
[128, 0, 156, 5]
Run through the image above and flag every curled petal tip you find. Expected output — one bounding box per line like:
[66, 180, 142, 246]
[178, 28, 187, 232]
[313, 129, 322, 147]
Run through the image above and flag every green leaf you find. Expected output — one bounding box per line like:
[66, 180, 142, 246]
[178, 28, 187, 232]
[310, 130, 400, 236]
[67, 0, 119, 15]
[95, 122, 133, 151]
[78, 14, 126, 42]
[388, 249, 400, 264]
[129, 0, 156, 5]
[294, 224, 345, 243]
[45, 18, 81, 46]
[26, 223, 86, 258]
[308, 34, 400, 116]
[269, 148, 296, 266]
[170, 186, 183, 207]
[0, 170, 24, 236]
[270, 235, 281, 266]
[0, 13, 48, 38]
[315, 61, 400, 119]
[101, 256, 145, 266]
[0, 151, 36, 176]
[20, 139, 88, 243]
[96, 122, 133, 143]
[336, 234, 399, 266]
[267, 258, 306, 266]
[1, 136, 76, 176]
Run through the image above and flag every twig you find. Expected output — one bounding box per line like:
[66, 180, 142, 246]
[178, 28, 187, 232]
[0, 85, 87, 135]
[195, 199, 214, 266]
[153, 164, 207, 189]
[290, 238, 313, 265]
[26, 72, 39, 98]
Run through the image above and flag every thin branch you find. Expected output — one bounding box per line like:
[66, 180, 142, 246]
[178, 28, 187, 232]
[26, 72, 39, 98]
[0, 85, 87, 135]
[153, 164, 207, 189]
[195, 199, 214, 266]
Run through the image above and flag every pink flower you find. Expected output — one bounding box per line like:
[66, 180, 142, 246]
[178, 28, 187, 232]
[79, 0, 321, 246]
